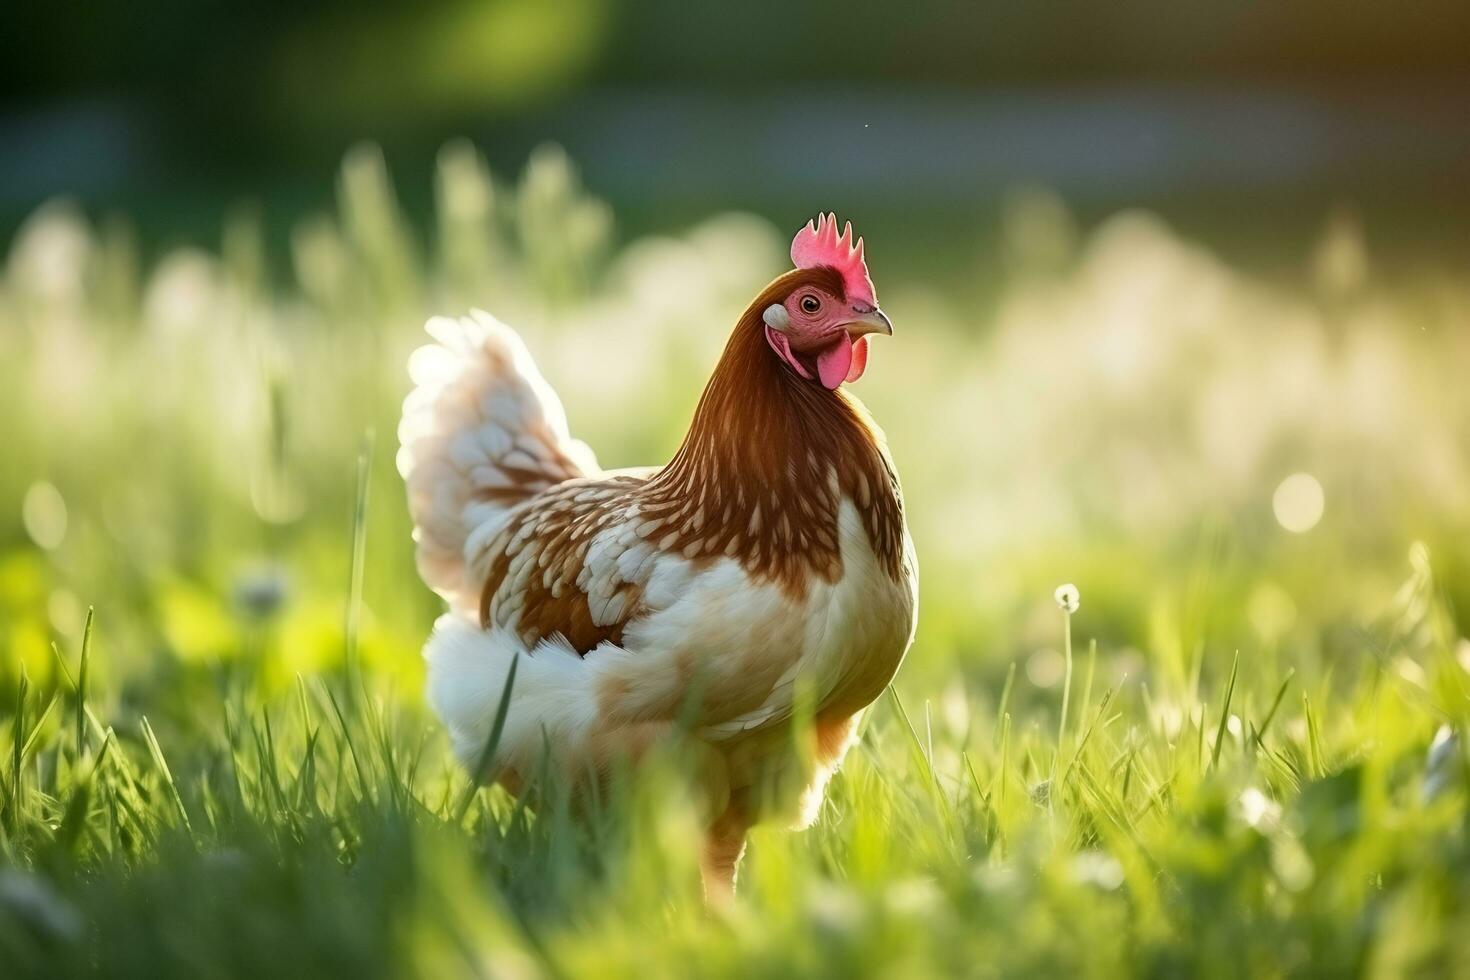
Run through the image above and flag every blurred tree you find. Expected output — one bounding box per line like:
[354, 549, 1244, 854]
[5, 0, 1468, 126]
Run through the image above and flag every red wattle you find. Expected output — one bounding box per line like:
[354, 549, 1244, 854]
[765, 326, 870, 388]
[815, 335, 853, 389]
[846, 335, 869, 383]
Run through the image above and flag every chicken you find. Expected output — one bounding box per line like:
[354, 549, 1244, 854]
[398, 214, 917, 898]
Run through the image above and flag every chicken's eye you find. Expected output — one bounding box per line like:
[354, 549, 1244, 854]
[799, 295, 821, 314]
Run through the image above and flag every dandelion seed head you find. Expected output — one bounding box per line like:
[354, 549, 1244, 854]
[1054, 583, 1080, 614]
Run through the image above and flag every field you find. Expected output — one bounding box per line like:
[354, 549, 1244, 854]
[3, 144, 1470, 977]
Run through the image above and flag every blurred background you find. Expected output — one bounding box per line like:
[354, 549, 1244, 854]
[5, 0, 1470, 266]
[2, 0, 1469, 708]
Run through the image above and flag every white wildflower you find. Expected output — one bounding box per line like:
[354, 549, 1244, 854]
[1054, 583, 1080, 614]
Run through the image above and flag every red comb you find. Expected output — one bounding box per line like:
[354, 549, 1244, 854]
[790, 213, 876, 307]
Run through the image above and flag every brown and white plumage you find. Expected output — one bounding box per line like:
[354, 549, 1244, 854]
[399, 218, 917, 897]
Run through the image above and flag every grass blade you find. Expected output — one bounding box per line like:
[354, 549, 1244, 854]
[77, 606, 94, 758]
[1253, 669, 1295, 750]
[19, 693, 59, 763]
[995, 661, 1016, 746]
[344, 429, 374, 706]
[7, 668, 28, 829]
[456, 653, 519, 822]
[140, 716, 193, 833]
[1210, 651, 1240, 769]
[1055, 608, 1076, 775]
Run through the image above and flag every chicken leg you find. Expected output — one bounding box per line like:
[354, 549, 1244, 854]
[700, 797, 751, 904]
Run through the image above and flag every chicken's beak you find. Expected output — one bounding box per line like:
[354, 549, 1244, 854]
[842, 307, 893, 339]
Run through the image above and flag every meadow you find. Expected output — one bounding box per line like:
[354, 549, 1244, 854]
[2, 142, 1469, 977]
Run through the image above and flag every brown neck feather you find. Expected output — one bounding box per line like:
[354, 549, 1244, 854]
[645, 269, 905, 594]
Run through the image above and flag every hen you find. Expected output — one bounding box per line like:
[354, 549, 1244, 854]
[398, 214, 917, 897]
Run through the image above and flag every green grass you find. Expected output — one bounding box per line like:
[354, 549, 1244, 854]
[2, 143, 1470, 977]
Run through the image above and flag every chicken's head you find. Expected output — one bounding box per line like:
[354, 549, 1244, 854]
[762, 214, 891, 389]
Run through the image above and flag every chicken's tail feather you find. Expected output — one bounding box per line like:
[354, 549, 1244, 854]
[397, 311, 597, 615]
